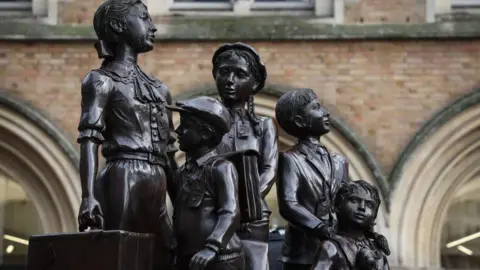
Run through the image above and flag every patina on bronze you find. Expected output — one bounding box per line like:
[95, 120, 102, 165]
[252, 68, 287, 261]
[77, 0, 176, 268]
[275, 88, 349, 270]
[311, 180, 390, 270]
[213, 42, 278, 270]
[166, 96, 245, 270]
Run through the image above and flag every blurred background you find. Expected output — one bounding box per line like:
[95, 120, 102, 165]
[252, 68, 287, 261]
[0, 0, 480, 269]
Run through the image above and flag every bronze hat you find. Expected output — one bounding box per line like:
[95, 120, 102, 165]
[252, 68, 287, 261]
[167, 96, 232, 134]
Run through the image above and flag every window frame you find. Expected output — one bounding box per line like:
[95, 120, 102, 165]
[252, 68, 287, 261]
[0, 1, 32, 10]
[147, 0, 337, 18]
[451, 0, 480, 7]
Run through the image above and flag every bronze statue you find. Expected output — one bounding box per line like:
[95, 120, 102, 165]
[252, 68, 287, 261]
[274, 88, 349, 270]
[166, 96, 245, 270]
[311, 180, 390, 270]
[76, 0, 176, 268]
[212, 42, 279, 270]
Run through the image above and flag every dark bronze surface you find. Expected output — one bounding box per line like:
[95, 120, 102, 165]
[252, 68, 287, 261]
[27, 230, 155, 270]
[76, 0, 176, 269]
[274, 88, 350, 269]
[311, 180, 390, 270]
[167, 96, 245, 270]
[212, 42, 278, 270]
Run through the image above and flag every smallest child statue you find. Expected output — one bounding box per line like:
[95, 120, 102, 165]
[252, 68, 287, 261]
[311, 180, 390, 270]
[166, 96, 246, 270]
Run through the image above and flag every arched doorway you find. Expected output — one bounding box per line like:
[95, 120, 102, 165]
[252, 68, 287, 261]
[171, 86, 388, 235]
[0, 94, 80, 268]
[389, 88, 480, 268]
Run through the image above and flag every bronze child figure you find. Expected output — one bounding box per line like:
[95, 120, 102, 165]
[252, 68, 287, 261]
[212, 42, 278, 270]
[77, 0, 176, 268]
[166, 96, 245, 270]
[274, 88, 349, 270]
[311, 180, 390, 270]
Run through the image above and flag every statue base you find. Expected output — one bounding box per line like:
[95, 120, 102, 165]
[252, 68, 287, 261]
[26, 230, 155, 270]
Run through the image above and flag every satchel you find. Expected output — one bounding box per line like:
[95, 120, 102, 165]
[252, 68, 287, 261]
[216, 149, 263, 223]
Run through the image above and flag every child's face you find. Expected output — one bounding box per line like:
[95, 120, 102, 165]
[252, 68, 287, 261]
[342, 187, 377, 228]
[299, 99, 331, 136]
[215, 53, 256, 105]
[175, 115, 205, 152]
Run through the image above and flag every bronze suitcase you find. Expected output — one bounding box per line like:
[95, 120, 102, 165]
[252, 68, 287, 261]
[27, 230, 155, 270]
[225, 149, 263, 223]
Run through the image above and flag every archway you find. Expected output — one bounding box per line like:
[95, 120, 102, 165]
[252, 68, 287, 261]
[171, 85, 389, 235]
[0, 93, 80, 236]
[388, 88, 480, 268]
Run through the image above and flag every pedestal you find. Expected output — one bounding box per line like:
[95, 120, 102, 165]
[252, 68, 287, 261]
[26, 230, 155, 270]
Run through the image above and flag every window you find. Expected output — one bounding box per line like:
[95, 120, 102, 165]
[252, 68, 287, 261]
[147, 0, 336, 18]
[0, 0, 31, 12]
[451, 0, 480, 8]
[0, 172, 44, 269]
[0, 0, 53, 23]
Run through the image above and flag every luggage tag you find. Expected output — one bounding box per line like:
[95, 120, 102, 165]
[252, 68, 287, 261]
[236, 123, 250, 139]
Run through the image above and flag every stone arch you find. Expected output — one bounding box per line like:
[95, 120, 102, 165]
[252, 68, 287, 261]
[388, 88, 480, 268]
[0, 93, 80, 234]
[171, 84, 389, 235]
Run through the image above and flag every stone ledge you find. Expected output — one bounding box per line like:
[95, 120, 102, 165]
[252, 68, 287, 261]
[1, 16, 480, 41]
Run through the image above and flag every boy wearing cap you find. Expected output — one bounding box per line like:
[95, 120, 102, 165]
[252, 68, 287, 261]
[167, 96, 244, 270]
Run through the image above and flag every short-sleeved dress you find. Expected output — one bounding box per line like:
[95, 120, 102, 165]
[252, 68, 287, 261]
[77, 61, 177, 269]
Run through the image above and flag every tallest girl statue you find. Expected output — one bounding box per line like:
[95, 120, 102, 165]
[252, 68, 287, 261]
[76, 1, 177, 269]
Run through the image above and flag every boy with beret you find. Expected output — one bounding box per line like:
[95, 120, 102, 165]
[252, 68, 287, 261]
[167, 96, 245, 270]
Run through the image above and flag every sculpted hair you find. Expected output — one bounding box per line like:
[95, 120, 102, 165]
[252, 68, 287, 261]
[334, 180, 390, 255]
[334, 180, 381, 226]
[275, 88, 317, 137]
[93, 0, 143, 64]
[213, 49, 262, 137]
[93, 0, 143, 42]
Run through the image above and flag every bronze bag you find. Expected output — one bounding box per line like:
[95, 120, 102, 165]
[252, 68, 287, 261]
[222, 149, 263, 223]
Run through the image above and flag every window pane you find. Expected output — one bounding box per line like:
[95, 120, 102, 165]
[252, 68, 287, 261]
[0, 171, 43, 268]
[255, 0, 311, 3]
[441, 200, 480, 269]
[174, 0, 230, 3]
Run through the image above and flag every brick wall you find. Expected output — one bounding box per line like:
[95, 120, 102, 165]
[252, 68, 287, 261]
[344, 0, 426, 24]
[0, 40, 479, 173]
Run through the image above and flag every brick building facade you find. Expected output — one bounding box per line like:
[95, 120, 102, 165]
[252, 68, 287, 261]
[1, 0, 480, 269]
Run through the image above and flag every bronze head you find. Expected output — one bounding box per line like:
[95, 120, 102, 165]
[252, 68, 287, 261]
[334, 180, 381, 231]
[212, 42, 267, 137]
[167, 96, 231, 152]
[275, 88, 331, 138]
[93, 0, 157, 60]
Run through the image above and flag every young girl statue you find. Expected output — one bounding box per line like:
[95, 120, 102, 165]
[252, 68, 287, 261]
[77, 1, 177, 269]
[212, 43, 279, 270]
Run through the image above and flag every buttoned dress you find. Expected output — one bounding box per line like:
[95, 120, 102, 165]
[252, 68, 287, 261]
[77, 61, 177, 269]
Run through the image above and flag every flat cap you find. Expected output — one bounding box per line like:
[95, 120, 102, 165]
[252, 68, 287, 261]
[167, 96, 232, 134]
[212, 42, 267, 95]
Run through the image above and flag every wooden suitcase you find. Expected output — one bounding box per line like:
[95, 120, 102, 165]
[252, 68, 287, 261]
[27, 230, 155, 270]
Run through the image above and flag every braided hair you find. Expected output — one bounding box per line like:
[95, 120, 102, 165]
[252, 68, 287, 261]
[213, 49, 262, 137]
